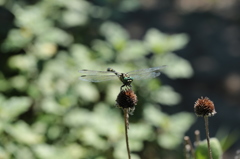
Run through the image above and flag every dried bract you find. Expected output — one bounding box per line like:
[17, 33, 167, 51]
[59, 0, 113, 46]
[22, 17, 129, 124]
[194, 97, 216, 117]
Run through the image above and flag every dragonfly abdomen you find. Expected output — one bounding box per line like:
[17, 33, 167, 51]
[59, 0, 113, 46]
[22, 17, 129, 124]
[107, 68, 115, 72]
[107, 68, 119, 75]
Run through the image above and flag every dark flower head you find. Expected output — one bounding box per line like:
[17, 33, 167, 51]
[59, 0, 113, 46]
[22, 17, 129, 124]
[194, 97, 216, 117]
[116, 88, 138, 114]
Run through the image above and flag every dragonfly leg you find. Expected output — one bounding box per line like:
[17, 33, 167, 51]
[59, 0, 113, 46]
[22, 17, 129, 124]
[120, 85, 125, 91]
[120, 85, 132, 90]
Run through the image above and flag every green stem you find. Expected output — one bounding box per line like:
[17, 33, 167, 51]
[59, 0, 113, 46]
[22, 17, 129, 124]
[204, 116, 213, 159]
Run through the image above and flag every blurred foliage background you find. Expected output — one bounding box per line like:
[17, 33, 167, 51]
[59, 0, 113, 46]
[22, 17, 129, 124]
[0, 0, 239, 159]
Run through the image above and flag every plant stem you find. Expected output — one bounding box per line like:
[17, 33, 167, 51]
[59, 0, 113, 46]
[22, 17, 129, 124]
[204, 116, 213, 159]
[124, 108, 131, 159]
[194, 130, 200, 147]
[234, 150, 240, 159]
[184, 136, 195, 159]
[183, 136, 190, 159]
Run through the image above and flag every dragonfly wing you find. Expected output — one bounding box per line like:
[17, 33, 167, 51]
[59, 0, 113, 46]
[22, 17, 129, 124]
[127, 65, 167, 74]
[79, 69, 113, 75]
[79, 74, 117, 82]
[129, 71, 161, 80]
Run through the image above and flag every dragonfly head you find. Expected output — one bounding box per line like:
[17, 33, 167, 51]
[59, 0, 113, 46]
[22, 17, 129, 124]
[119, 73, 133, 86]
[124, 76, 133, 82]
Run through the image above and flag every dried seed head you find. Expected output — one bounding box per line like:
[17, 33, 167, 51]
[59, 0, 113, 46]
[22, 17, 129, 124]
[194, 97, 216, 117]
[116, 88, 138, 114]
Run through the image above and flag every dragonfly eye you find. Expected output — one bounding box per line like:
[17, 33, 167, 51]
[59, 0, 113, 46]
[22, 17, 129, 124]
[124, 77, 133, 81]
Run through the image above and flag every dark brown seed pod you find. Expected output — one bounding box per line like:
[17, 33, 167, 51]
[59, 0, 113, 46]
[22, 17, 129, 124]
[116, 88, 138, 114]
[194, 97, 216, 117]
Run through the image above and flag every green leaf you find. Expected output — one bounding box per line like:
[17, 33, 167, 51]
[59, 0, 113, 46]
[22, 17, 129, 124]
[0, 96, 31, 121]
[92, 40, 114, 61]
[153, 53, 194, 79]
[74, 83, 99, 102]
[100, 22, 129, 51]
[5, 121, 43, 145]
[143, 104, 168, 127]
[37, 28, 73, 46]
[158, 132, 181, 149]
[14, 146, 34, 159]
[118, 0, 140, 12]
[113, 139, 140, 159]
[169, 112, 195, 134]
[1, 29, 33, 52]
[157, 112, 195, 149]
[195, 138, 223, 159]
[129, 123, 152, 141]
[41, 97, 66, 115]
[144, 28, 189, 54]
[10, 75, 27, 91]
[151, 85, 181, 106]
[63, 108, 92, 127]
[8, 54, 37, 72]
[62, 10, 88, 27]
[0, 73, 11, 92]
[216, 127, 240, 151]
[116, 40, 148, 62]
[33, 144, 84, 159]
[0, 146, 10, 159]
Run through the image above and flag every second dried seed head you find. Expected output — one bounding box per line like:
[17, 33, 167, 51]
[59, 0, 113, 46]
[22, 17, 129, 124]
[194, 97, 216, 117]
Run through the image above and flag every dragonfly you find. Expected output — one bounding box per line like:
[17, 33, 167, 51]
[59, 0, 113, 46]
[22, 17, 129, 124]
[79, 65, 166, 89]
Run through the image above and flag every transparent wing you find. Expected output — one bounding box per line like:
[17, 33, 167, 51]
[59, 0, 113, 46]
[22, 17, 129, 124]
[79, 69, 113, 75]
[79, 74, 117, 82]
[127, 65, 167, 74]
[128, 72, 161, 80]
[127, 65, 166, 80]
